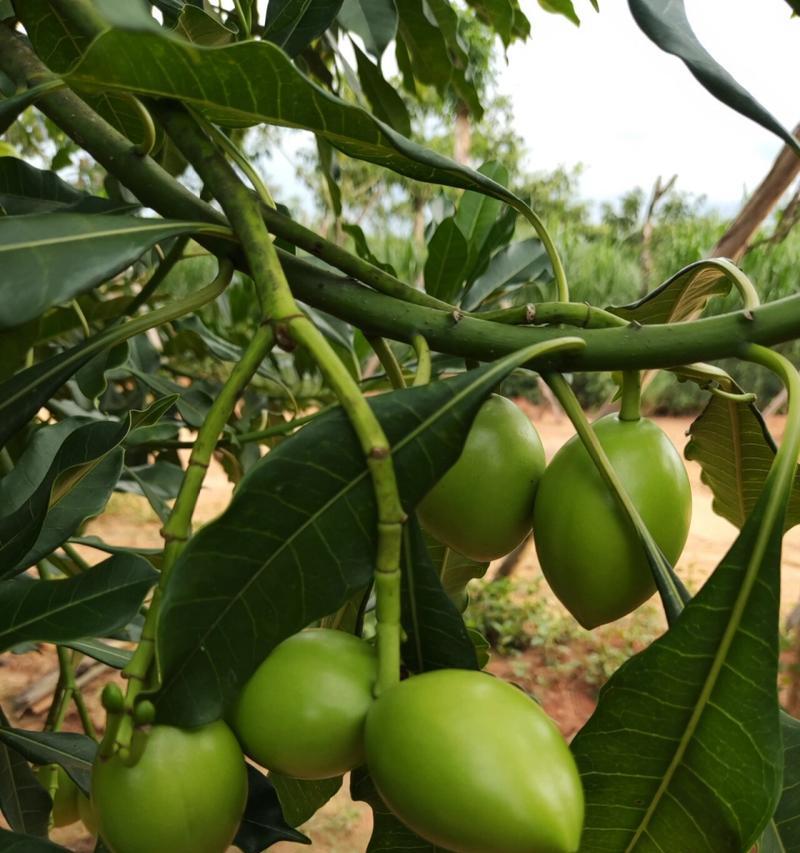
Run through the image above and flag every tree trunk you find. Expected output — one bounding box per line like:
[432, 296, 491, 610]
[710, 122, 800, 261]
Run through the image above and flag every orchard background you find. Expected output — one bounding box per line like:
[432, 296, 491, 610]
[0, 1, 799, 853]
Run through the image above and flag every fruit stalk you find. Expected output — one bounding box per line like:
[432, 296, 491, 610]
[619, 370, 641, 421]
[368, 337, 407, 389]
[411, 334, 431, 386]
[156, 102, 407, 695]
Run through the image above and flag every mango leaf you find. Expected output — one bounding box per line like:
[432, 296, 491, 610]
[75, 341, 130, 402]
[772, 712, 800, 850]
[0, 214, 213, 329]
[465, 0, 530, 46]
[63, 638, 133, 669]
[270, 774, 342, 827]
[424, 531, 487, 611]
[685, 394, 800, 531]
[341, 223, 396, 275]
[0, 729, 96, 796]
[351, 768, 443, 852]
[263, 0, 343, 57]
[0, 737, 50, 837]
[119, 461, 183, 524]
[463, 238, 548, 311]
[155, 344, 572, 724]
[338, 0, 398, 57]
[423, 218, 469, 304]
[351, 40, 411, 137]
[234, 765, 310, 852]
[66, 26, 526, 212]
[0, 830, 68, 851]
[173, 5, 236, 45]
[629, 0, 800, 156]
[539, 0, 580, 25]
[401, 517, 477, 673]
[0, 80, 63, 136]
[609, 259, 742, 325]
[0, 158, 137, 215]
[571, 463, 789, 850]
[0, 554, 156, 651]
[454, 161, 508, 276]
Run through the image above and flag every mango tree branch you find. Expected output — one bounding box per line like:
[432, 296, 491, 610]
[155, 101, 407, 695]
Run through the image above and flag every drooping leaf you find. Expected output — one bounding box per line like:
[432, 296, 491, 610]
[629, 0, 800, 155]
[0, 741, 50, 837]
[263, 0, 343, 57]
[401, 517, 477, 673]
[571, 464, 789, 850]
[155, 345, 566, 724]
[424, 531, 487, 611]
[0, 158, 137, 215]
[685, 394, 800, 531]
[337, 0, 398, 57]
[351, 768, 443, 852]
[233, 765, 310, 852]
[463, 238, 548, 310]
[66, 26, 526, 213]
[538, 0, 580, 25]
[423, 218, 469, 304]
[0, 554, 156, 651]
[270, 773, 342, 827]
[610, 259, 739, 325]
[0, 729, 96, 796]
[0, 214, 212, 329]
[351, 40, 411, 137]
[0, 829, 68, 851]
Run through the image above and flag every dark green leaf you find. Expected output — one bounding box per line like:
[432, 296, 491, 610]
[401, 517, 477, 673]
[463, 238, 548, 310]
[156, 350, 546, 724]
[0, 158, 138, 215]
[233, 765, 310, 852]
[270, 773, 341, 827]
[0, 829, 68, 851]
[0, 729, 96, 796]
[174, 5, 235, 45]
[0, 742, 50, 837]
[337, 0, 397, 58]
[316, 136, 342, 217]
[629, 0, 800, 155]
[341, 223, 396, 275]
[424, 531, 487, 610]
[66, 26, 524, 210]
[772, 711, 800, 850]
[685, 394, 800, 531]
[786, 0, 800, 13]
[76, 341, 130, 401]
[571, 472, 787, 850]
[263, 0, 342, 57]
[423, 217, 468, 304]
[610, 259, 736, 324]
[351, 40, 410, 137]
[0, 214, 210, 329]
[69, 535, 163, 560]
[351, 768, 443, 852]
[119, 461, 183, 524]
[0, 81, 62, 137]
[63, 638, 133, 669]
[0, 554, 156, 651]
[455, 161, 508, 277]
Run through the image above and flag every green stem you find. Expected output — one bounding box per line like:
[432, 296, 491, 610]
[513, 205, 569, 303]
[125, 95, 157, 157]
[411, 334, 431, 386]
[157, 101, 407, 695]
[689, 258, 760, 311]
[117, 323, 276, 747]
[619, 370, 641, 421]
[61, 541, 90, 572]
[545, 373, 689, 622]
[368, 337, 407, 389]
[232, 0, 251, 37]
[70, 299, 90, 338]
[125, 234, 190, 316]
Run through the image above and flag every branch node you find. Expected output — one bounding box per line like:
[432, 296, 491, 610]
[451, 310, 463, 324]
[369, 445, 390, 460]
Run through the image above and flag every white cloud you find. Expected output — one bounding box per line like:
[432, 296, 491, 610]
[499, 1, 800, 211]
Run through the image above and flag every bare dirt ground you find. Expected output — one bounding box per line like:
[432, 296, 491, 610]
[2, 409, 799, 853]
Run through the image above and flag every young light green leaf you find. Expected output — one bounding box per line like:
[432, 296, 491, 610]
[629, 0, 800, 155]
[155, 340, 583, 725]
[0, 729, 96, 796]
[338, 0, 398, 57]
[685, 394, 800, 531]
[454, 161, 508, 274]
[0, 554, 156, 652]
[0, 214, 215, 329]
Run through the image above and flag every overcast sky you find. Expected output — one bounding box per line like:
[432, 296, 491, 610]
[502, 1, 799, 212]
